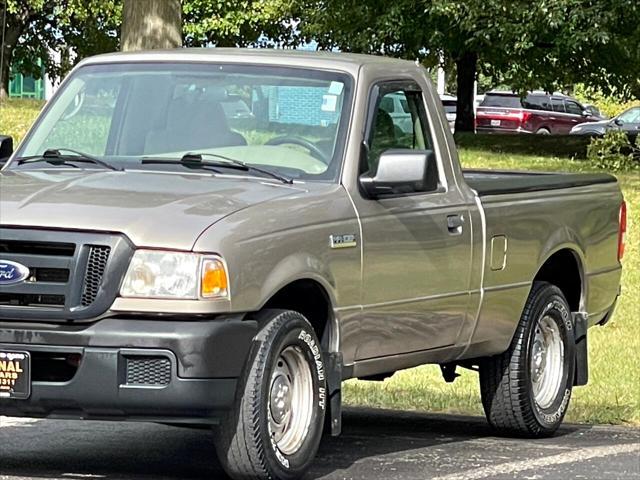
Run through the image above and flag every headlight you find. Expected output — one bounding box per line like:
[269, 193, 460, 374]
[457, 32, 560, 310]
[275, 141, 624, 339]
[120, 250, 229, 299]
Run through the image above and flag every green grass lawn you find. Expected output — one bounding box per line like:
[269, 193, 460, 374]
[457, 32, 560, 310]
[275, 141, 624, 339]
[0, 99, 45, 143]
[2, 99, 639, 425]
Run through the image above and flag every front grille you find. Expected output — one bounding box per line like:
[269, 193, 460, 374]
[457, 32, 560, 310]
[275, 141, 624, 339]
[0, 240, 75, 256]
[0, 293, 65, 307]
[32, 267, 70, 283]
[125, 357, 172, 386]
[0, 228, 133, 322]
[81, 246, 111, 306]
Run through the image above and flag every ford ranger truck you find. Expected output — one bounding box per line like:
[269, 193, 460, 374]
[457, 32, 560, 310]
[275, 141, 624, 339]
[0, 49, 625, 480]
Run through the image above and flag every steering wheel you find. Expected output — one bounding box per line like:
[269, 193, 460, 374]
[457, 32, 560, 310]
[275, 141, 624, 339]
[264, 135, 329, 164]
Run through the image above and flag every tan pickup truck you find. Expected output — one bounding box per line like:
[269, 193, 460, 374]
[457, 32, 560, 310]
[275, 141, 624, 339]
[0, 50, 625, 480]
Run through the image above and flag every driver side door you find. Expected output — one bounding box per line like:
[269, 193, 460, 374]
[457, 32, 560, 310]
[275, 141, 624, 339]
[351, 80, 474, 361]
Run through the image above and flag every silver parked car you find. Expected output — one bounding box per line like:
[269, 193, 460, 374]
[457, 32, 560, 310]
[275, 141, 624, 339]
[571, 106, 640, 135]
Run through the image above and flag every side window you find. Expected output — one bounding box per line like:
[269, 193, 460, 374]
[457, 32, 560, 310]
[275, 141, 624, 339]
[364, 87, 434, 175]
[565, 100, 583, 116]
[523, 95, 551, 111]
[618, 108, 640, 124]
[551, 98, 566, 113]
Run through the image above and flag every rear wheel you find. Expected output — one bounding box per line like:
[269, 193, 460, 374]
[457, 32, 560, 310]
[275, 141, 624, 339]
[536, 127, 551, 135]
[214, 310, 326, 480]
[479, 282, 575, 437]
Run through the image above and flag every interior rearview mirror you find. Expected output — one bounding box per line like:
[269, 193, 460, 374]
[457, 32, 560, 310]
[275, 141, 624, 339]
[0, 135, 14, 164]
[359, 149, 438, 198]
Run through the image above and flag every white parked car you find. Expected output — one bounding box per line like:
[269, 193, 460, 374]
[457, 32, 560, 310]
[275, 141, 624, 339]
[440, 94, 457, 132]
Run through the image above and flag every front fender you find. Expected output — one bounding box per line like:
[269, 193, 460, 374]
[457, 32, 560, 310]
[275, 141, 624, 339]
[257, 252, 339, 311]
[192, 183, 361, 315]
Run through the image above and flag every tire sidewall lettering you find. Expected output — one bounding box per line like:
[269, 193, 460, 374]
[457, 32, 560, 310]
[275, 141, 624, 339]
[267, 325, 327, 470]
[532, 296, 574, 425]
[298, 329, 326, 384]
[270, 436, 290, 469]
[542, 300, 572, 332]
[540, 388, 571, 424]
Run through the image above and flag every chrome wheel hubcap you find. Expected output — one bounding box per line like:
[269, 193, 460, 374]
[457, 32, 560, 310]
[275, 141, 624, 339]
[530, 315, 564, 409]
[268, 345, 314, 455]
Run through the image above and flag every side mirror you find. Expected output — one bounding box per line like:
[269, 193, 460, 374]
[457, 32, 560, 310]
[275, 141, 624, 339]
[582, 110, 590, 117]
[0, 135, 14, 165]
[614, 118, 623, 126]
[359, 149, 438, 198]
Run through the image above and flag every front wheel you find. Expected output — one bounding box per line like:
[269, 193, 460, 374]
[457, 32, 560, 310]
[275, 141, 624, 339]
[214, 310, 326, 480]
[479, 282, 575, 437]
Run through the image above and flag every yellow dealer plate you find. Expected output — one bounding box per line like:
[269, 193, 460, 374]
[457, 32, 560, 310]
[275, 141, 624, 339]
[0, 351, 31, 400]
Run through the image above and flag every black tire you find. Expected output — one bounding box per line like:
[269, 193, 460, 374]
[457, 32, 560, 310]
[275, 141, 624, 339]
[479, 282, 575, 437]
[214, 310, 327, 480]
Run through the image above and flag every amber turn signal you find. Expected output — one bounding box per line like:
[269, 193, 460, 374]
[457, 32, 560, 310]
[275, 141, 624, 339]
[201, 258, 229, 298]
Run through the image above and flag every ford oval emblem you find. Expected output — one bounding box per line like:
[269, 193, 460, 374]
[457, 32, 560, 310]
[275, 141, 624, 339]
[0, 260, 30, 285]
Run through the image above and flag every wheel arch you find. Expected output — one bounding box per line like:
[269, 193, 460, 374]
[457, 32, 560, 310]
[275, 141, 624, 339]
[260, 276, 339, 354]
[533, 246, 585, 312]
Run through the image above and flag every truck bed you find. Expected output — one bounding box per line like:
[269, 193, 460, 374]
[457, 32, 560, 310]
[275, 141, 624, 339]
[463, 169, 617, 196]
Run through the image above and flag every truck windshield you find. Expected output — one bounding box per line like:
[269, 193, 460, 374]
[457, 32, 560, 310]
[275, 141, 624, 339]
[13, 63, 353, 182]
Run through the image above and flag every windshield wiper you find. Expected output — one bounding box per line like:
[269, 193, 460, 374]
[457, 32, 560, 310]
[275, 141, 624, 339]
[141, 152, 293, 184]
[17, 148, 122, 171]
[186, 152, 293, 184]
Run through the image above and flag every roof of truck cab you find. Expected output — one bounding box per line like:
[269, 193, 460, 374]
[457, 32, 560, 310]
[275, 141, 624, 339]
[78, 48, 419, 76]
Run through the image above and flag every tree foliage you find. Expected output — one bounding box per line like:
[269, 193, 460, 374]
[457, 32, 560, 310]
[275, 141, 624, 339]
[0, 0, 298, 98]
[2, 0, 637, 124]
[296, 0, 640, 131]
[1, 0, 120, 98]
[587, 130, 639, 172]
[183, 0, 299, 47]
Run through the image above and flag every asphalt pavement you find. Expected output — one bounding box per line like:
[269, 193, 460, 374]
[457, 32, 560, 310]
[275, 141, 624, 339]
[1, 408, 638, 479]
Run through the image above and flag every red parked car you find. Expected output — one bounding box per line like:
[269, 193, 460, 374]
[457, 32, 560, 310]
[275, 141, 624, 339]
[476, 91, 600, 134]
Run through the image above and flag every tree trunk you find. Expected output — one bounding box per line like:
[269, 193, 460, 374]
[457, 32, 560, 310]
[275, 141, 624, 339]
[0, 19, 23, 100]
[454, 51, 477, 133]
[121, 0, 182, 52]
[0, 62, 9, 100]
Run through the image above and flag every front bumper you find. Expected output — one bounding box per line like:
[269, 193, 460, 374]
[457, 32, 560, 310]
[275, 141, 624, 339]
[0, 317, 257, 423]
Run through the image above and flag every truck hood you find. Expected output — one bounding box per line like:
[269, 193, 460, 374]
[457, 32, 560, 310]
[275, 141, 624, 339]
[0, 169, 304, 250]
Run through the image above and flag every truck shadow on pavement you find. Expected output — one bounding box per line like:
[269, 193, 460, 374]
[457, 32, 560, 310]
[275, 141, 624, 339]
[0, 408, 582, 480]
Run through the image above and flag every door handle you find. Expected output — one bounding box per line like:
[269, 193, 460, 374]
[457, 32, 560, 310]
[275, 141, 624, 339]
[447, 214, 464, 235]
